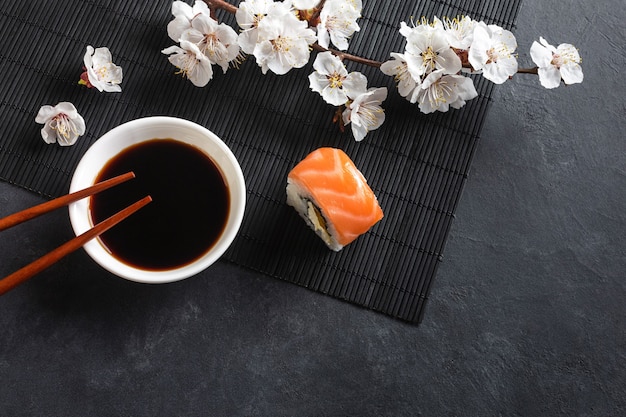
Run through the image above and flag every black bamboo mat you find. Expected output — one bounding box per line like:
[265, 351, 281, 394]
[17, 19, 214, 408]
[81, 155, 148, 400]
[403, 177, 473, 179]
[0, 0, 522, 323]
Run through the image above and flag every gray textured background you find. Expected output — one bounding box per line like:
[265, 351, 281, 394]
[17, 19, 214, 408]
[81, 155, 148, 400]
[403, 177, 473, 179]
[1, 0, 625, 416]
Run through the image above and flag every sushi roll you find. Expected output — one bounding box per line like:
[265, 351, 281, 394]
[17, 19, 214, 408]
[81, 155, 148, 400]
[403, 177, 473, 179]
[286, 147, 384, 251]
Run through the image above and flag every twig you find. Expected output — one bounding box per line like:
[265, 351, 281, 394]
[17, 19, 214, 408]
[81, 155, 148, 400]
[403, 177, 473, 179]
[204, 0, 237, 15]
[517, 67, 539, 75]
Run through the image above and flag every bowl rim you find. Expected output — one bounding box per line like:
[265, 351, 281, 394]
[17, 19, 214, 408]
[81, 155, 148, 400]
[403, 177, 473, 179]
[68, 116, 246, 283]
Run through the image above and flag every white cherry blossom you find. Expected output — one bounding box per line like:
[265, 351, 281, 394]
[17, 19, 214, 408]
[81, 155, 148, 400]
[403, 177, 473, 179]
[380, 52, 418, 98]
[162, 40, 213, 87]
[317, 0, 362, 51]
[252, 13, 316, 75]
[530, 36, 583, 89]
[81, 46, 123, 92]
[468, 23, 518, 84]
[236, 0, 293, 54]
[167, 0, 211, 41]
[181, 14, 240, 73]
[308, 51, 367, 106]
[35, 102, 86, 146]
[442, 16, 476, 50]
[411, 70, 478, 114]
[399, 17, 444, 39]
[403, 23, 461, 79]
[342, 87, 388, 141]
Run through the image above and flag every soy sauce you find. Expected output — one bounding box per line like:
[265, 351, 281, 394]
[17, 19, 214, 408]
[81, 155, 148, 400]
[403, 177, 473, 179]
[90, 139, 230, 270]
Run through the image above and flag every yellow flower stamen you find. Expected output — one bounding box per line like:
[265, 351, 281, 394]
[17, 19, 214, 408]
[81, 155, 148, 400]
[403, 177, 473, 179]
[328, 72, 343, 88]
[422, 46, 438, 71]
[272, 35, 291, 52]
[50, 114, 78, 140]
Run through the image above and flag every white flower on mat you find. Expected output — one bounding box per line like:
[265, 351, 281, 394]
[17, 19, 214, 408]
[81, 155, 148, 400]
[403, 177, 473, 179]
[530, 36, 583, 89]
[342, 87, 387, 141]
[252, 13, 317, 75]
[162, 40, 213, 87]
[80, 46, 123, 92]
[403, 23, 462, 79]
[167, 0, 211, 41]
[468, 23, 518, 84]
[308, 51, 367, 106]
[181, 14, 240, 73]
[380, 52, 418, 98]
[410, 70, 478, 114]
[442, 15, 476, 50]
[35, 102, 86, 146]
[317, 0, 362, 51]
[236, 0, 293, 54]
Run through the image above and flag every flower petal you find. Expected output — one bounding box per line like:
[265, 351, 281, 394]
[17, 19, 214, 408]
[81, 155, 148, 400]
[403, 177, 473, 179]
[322, 85, 349, 106]
[54, 102, 79, 118]
[189, 56, 214, 87]
[482, 58, 517, 84]
[181, 27, 204, 44]
[293, 0, 321, 9]
[313, 51, 346, 77]
[530, 40, 553, 68]
[34, 105, 56, 124]
[560, 63, 584, 85]
[342, 71, 368, 99]
[91, 47, 113, 67]
[167, 15, 192, 42]
[350, 120, 369, 142]
[171, 1, 193, 19]
[437, 47, 462, 74]
[537, 66, 562, 89]
[40, 125, 57, 144]
[308, 72, 328, 94]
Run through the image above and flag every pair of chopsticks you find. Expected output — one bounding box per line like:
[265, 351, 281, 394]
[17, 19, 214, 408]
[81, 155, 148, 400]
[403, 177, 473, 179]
[0, 172, 152, 295]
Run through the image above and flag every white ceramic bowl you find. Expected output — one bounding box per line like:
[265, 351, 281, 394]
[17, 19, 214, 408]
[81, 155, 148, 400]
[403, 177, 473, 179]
[68, 116, 246, 283]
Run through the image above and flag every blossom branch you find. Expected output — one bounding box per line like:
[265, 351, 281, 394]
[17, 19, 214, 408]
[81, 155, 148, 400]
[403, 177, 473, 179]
[202, 0, 548, 75]
[163, 1, 583, 138]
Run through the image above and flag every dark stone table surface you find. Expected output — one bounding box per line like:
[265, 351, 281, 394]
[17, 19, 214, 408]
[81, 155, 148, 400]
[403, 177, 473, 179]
[1, 1, 624, 416]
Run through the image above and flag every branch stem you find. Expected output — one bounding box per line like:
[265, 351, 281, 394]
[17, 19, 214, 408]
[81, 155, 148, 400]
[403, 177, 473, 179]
[204, 0, 237, 15]
[517, 67, 539, 74]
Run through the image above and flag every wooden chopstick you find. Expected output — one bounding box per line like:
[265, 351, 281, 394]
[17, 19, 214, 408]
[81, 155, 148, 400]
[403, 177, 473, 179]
[0, 195, 152, 295]
[0, 171, 136, 231]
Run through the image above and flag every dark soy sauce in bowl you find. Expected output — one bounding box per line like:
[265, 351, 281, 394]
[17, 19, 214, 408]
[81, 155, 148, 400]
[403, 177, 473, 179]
[89, 139, 230, 270]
